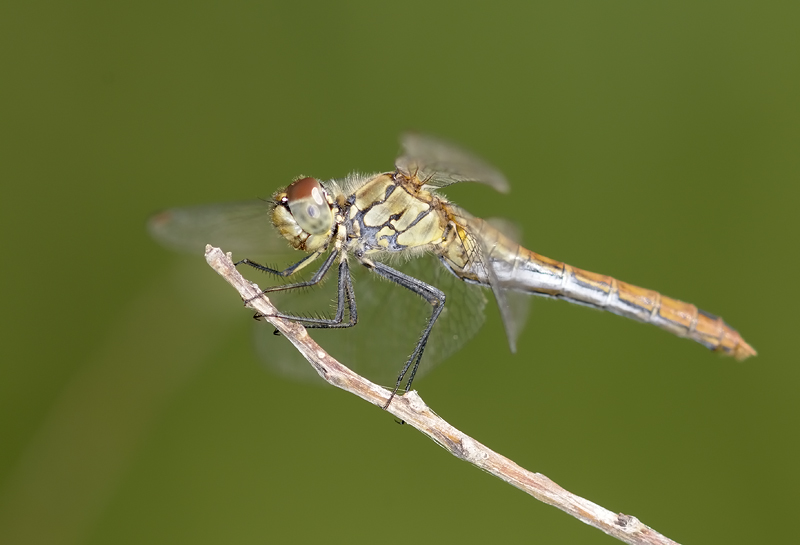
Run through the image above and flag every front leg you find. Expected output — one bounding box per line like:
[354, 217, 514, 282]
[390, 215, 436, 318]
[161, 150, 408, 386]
[236, 249, 335, 294]
[243, 251, 358, 329]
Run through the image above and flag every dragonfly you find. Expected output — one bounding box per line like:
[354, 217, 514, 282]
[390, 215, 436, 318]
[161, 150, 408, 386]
[150, 133, 756, 403]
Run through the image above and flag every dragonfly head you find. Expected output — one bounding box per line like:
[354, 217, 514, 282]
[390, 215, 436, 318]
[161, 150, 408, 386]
[271, 177, 334, 252]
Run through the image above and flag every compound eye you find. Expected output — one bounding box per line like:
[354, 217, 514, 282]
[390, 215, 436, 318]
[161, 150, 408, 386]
[286, 177, 333, 235]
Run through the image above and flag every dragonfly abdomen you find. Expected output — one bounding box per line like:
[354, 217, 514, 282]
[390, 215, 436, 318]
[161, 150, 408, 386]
[537, 259, 756, 360]
[442, 216, 755, 360]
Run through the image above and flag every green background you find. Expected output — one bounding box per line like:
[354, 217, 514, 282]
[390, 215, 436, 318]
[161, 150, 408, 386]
[2, 2, 798, 543]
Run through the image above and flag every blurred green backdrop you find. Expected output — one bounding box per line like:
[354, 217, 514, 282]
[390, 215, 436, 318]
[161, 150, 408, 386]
[1, 1, 798, 544]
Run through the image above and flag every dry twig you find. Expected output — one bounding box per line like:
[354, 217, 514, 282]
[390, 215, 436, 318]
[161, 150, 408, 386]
[205, 245, 679, 545]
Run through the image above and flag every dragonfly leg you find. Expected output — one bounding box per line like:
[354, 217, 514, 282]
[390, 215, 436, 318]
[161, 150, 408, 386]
[237, 250, 337, 296]
[366, 261, 446, 408]
[256, 257, 358, 329]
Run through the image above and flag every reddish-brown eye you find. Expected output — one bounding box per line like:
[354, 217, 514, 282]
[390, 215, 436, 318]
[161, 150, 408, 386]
[286, 177, 321, 202]
[285, 177, 333, 235]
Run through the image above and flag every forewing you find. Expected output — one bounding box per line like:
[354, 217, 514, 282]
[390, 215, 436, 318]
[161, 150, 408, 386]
[395, 133, 509, 193]
[148, 199, 294, 261]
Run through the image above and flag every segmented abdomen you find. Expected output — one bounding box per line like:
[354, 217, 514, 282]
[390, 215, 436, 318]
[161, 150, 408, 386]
[510, 248, 756, 360]
[439, 213, 756, 359]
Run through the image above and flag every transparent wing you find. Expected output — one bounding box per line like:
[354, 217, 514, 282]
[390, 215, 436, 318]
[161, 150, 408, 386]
[449, 214, 532, 353]
[253, 252, 488, 386]
[148, 199, 293, 260]
[483, 217, 531, 351]
[395, 133, 510, 193]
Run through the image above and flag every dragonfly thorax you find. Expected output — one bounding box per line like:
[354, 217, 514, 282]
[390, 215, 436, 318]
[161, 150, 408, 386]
[340, 172, 449, 258]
